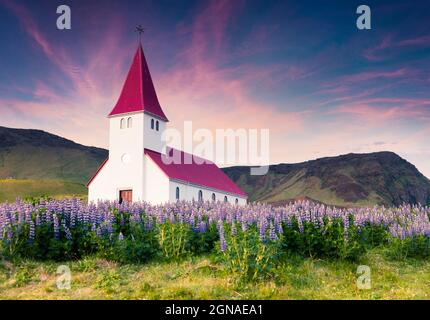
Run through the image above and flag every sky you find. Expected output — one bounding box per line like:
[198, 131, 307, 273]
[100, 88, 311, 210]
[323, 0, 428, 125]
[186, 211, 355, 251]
[0, 0, 430, 177]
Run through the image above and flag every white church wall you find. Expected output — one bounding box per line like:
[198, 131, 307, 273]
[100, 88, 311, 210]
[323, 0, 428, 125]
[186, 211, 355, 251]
[169, 180, 247, 205]
[108, 113, 145, 201]
[88, 161, 117, 202]
[143, 113, 166, 153]
[89, 112, 146, 203]
[144, 154, 170, 204]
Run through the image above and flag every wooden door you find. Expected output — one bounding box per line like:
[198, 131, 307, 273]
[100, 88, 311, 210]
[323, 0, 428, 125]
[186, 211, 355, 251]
[119, 190, 133, 203]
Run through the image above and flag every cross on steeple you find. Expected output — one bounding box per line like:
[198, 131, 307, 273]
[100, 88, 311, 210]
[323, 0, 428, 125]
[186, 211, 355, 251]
[135, 25, 145, 44]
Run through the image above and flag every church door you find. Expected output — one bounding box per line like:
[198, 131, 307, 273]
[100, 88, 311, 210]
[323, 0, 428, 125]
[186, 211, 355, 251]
[119, 190, 133, 203]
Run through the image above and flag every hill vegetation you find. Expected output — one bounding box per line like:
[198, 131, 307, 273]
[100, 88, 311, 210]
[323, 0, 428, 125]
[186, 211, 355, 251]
[223, 152, 430, 207]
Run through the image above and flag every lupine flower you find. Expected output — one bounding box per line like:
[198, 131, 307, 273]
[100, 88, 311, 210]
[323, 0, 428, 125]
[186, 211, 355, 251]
[269, 222, 277, 241]
[53, 214, 59, 240]
[218, 222, 227, 252]
[231, 222, 237, 236]
[29, 221, 35, 242]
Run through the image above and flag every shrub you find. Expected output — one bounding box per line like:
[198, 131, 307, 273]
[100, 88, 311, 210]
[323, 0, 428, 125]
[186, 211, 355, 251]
[282, 216, 366, 260]
[388, 235, 430, 260]
[217, 222, 281, 282]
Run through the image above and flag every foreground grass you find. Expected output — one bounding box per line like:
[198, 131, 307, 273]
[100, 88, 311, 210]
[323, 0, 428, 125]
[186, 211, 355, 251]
[0, 248, 428, 300]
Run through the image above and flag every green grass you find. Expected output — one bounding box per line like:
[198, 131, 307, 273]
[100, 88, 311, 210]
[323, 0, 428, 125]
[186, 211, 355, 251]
[0, 248, 428, 300]
[0, 179, 87, 202]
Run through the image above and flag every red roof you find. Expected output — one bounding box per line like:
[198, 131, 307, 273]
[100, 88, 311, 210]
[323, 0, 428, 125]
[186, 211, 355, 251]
[108, 45, 168, 121]
[145, 148, 247, 197]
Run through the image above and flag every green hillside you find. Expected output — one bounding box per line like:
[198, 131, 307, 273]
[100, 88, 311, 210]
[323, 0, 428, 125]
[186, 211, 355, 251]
[0, 126, 106, 201]
[223, 152, 430, 207]
[0, 126, 107, 184]
[0, 179, 87, 202]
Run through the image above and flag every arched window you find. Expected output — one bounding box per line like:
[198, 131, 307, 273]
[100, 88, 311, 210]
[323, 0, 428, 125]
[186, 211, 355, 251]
[198, 190, 203, 202]
[127, 117, 132, 128]
[151, 119, 154, 129]
[235, 198, 239, 204]
[224, 196, 228, 203]
[176, 187, 180, 201]
[120, 118, 125, 129]
[156, 120, 159, 131]
[212, 193, 216, 202]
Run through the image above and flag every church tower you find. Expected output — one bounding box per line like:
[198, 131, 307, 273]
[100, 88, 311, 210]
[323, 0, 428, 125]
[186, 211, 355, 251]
[108, 44, 168, 155]
[88, 44, 169, 203]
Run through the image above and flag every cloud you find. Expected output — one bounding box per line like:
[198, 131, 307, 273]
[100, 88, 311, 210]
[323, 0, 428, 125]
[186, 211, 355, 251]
[363, 34, 430, 61]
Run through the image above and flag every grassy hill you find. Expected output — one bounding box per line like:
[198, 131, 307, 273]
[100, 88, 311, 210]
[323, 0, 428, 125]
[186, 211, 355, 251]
[0, 126, 107, 201]
[0, 179, 87, 202]
[0, 126, 107, 184]
[223, 152, 430, 207]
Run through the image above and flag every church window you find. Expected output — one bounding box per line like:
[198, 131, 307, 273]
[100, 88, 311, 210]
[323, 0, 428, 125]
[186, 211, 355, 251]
[120, 118, 125, 129]
[176, 187, 180, 201]
[212, 193, 216, 202]
[235, 198, 239, 204]
[151, 118, 154, 129]
[198, 190, 203, 202]
[156, 120, 159, 131]
[127, 117, 132, 128]
[224, 196, 228, 203]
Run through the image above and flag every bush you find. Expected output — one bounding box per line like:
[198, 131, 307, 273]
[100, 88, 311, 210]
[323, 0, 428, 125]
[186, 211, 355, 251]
[388, 235, 430, 260]
[217, 222, 281, 282]
[281, 216, 366, 261]
[156, 222, 191, 260]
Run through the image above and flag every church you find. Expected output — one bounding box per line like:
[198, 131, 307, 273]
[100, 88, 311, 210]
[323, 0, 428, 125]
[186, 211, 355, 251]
[87, 44, 247, 205]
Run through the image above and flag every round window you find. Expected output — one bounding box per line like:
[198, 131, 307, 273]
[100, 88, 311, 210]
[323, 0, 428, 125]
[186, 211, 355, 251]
[121, 153, 131, 164]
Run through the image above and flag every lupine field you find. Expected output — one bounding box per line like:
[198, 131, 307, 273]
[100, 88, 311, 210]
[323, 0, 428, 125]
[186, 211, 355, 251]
[0, 198, 429, 286]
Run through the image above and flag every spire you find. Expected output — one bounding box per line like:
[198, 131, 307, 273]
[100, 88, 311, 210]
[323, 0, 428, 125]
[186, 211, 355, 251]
[108, 44, 168, 121]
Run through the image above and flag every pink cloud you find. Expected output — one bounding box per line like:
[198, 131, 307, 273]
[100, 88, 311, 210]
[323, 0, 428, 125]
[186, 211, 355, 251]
[398, 35, 430, 47]
[331, 99, 430, 122]
[363, 34, 430, 61]
[327, 68, 410, 86]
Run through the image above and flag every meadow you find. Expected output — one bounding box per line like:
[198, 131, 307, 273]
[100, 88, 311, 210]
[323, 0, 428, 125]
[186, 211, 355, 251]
[0, 179, 86, 203]
[0, 199, 429, 299]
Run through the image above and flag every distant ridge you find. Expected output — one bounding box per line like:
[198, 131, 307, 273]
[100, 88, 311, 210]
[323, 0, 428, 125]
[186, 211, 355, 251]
[223, 152, 430, 207]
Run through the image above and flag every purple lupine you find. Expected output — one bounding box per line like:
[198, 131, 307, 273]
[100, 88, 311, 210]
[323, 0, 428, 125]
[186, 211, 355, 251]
[29, 220, 35, 242]
[218, 222, 227, 252]
[0, 197, 429, 250]
[259, 218, 267, 242]
[118, 232, 124, 241]
[269, 222, 277, 241]
[53, 214, 59, 240]
[231, 222, 237, 236]
[64, 225, 72, 241]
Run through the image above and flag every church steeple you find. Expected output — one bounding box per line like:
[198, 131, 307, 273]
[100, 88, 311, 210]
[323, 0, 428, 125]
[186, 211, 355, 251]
[108, 44, 168, 121]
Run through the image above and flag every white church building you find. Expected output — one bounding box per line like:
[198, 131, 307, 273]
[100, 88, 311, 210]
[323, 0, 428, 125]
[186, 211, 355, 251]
[87, 44, 247, 205]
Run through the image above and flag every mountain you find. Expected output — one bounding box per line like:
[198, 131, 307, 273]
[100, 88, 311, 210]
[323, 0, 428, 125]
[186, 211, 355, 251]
[0, 126, 107, 184]
[1, 126, 429, 207]
[223, 152, 430, 207]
